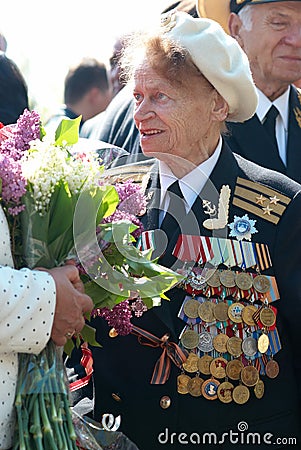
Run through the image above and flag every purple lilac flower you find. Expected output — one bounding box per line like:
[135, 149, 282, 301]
[115, 180, 147, 216]
[93, 300, 133, 335]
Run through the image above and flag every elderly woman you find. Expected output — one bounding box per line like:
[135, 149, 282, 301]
[90, 11, 301, 450]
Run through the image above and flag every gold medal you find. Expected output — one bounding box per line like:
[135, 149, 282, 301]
[257, 333, 270, 353]
[187, 376, 204, 397]
[183, 299, 201, 319]
[210, 357, 228, 379]
[177, 373, 191, 394]
[182, 352, 199, 373]
[232, 384, 250, 405]
[180, 329, 199, 350]
[219, 269, 236, 288]
[226, 336, 243, 357]
[213, 301, 229, 322]
[241, 365, 259, 387]
[217, 381, 234, 404]
[253, 274, 270, 293]
[213, 333, 229, 353]
[265, 359, 280, 379]
[259, 307, 276, 327]
[206, 269, 221, 288]
[201, 378, 220, 400]
[226, 359, 244, 380]
[241, 304, 257, 326]
[254, 379, 265, 399]
[198, 301, 215, 323]
[197, 354, 213, 375]
[235, 272, 253, 290]
[228, 302, 244, 323]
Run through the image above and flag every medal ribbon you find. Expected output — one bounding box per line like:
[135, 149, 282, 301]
[239, 241, 257, 269]
[131, 325, 188, 384]
[69, 344, 94, 392]
[136, 230, 155, 252]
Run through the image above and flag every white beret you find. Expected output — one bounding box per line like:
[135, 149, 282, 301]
[160, 11, 258, 122]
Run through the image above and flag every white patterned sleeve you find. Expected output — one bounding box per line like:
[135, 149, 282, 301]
[0, 266, 56, 354]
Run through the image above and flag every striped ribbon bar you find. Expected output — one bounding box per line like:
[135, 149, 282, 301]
[131, 325, 188, 384]
[136, 230, 156, 252]
[69, 345, 94, 392]
[173, 235, 213, 263]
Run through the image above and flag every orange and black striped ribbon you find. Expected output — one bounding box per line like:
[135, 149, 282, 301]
[131, 325, 188, 384]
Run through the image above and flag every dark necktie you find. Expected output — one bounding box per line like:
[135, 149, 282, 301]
[160, 181, 186, 243]
[263, 105, 279, 149]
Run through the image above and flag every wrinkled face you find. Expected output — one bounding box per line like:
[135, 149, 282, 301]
[133, 60, 217, 165]
[239, 2, 301, 85]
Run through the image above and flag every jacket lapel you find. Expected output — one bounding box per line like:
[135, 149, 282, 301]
[286, 86, 301, 183]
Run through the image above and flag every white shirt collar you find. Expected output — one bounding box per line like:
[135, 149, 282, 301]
[159, 137, 222, 211]
[256, 86, 290, 131]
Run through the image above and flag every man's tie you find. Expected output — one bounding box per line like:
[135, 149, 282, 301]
[160, 181, 186, 243]
[263, 105, 279, 149]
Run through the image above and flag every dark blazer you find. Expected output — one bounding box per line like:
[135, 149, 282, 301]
[90, 143, 301, 450]
[225, 86, 301, 184]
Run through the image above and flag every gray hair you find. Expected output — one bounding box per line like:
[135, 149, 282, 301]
[238, 5, 254, 31]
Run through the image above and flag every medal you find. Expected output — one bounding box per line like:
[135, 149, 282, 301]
[241, 304, 257, 326]
[258, 333, 270, 353]
[213, 333, 229, 353]
[198, 301, 216, 323]
[254, 379, 265, 399]
[253, 274, 271, 293]
[201, 378, 220, 400]
[197, 354, 213, 375]
[228, 214, 258, 242]
[177, 373, 191, 394]
[217, 381, 234, 404]
[183, 298, 201, 319]
[214, 301, 229, 322]
[181, 329, 200, 350]
[206, 269, 221, 288]
[259, 307, 276, 327]
[187, 376, 204, 397]
[232, 384, 250, 405]
[241, 365, 259, 387]
[226, 359, 244, 380]
[227, 336, 243, 357]
[198, 330, 214, 353]
[228, 302, 245, 323]
[182, 352, 199, 373]
[210, 357, 228, 379]
[235, 272, 253, 290]
[265, 359, 280, 379]
[219, 269, 236, 288]
[242, 336, 258, 358]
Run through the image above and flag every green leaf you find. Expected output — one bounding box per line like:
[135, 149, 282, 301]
[54, 116, 81, 146]
[80, 324, 102, 347]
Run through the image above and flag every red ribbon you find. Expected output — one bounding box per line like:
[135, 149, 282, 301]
[131, 325, 188, 384]
[69, 343, 94, 392]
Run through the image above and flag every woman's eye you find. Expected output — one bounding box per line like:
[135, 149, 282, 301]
[157, 92, 167, 100]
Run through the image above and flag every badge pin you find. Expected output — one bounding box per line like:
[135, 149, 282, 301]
[203, 185, 231, 230]
[228, 214, 258, 241]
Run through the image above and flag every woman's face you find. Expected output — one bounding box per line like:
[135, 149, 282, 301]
[133, 60, 220, 166]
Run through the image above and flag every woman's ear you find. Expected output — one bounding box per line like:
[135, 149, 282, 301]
[212, 91, 229, 122]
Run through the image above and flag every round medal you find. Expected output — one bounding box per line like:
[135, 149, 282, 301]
[241, 304, 257, 326]
[226, 359, 244, 380]
[217, 381, 234, 404]
[254, 379, 265, 399]
[206, 269, 221, 288]
[242, 336, 257, 358]
[177, 374, 191, 394]
[181, 330, 200, 350]
[198, 301, 215, 323]
[226, 336, 243, 357]
[198, 330, 214, 353]
[219, 269, 236, 288]
[259, 307, 276, 327]
[257, 333, 270, 353]
[187, 376, 204, 397]
[201, 378, 220, 400]
[197, 354, 213, 375]
[265, 359, 280, 379]
[188, 268, 207, 291]
[182, 352, 199, 373]
[235, 272, 253, 290]
[213, 333, 229, 353]
[232, 384, 250, 405]
[183, 299, 201, 319]
[214, 301, 229, 322]
[241, 365, 259, 387]
[210, 357, 228, 379]
[253, 274, 270, 293]
[228, 302, 245, 323]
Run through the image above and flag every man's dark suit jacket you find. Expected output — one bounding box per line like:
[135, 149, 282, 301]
[225, 86, 301, 184]
[90, 143, 301, 450]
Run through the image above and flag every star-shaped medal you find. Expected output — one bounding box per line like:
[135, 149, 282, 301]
[228, 214, 258, 241]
